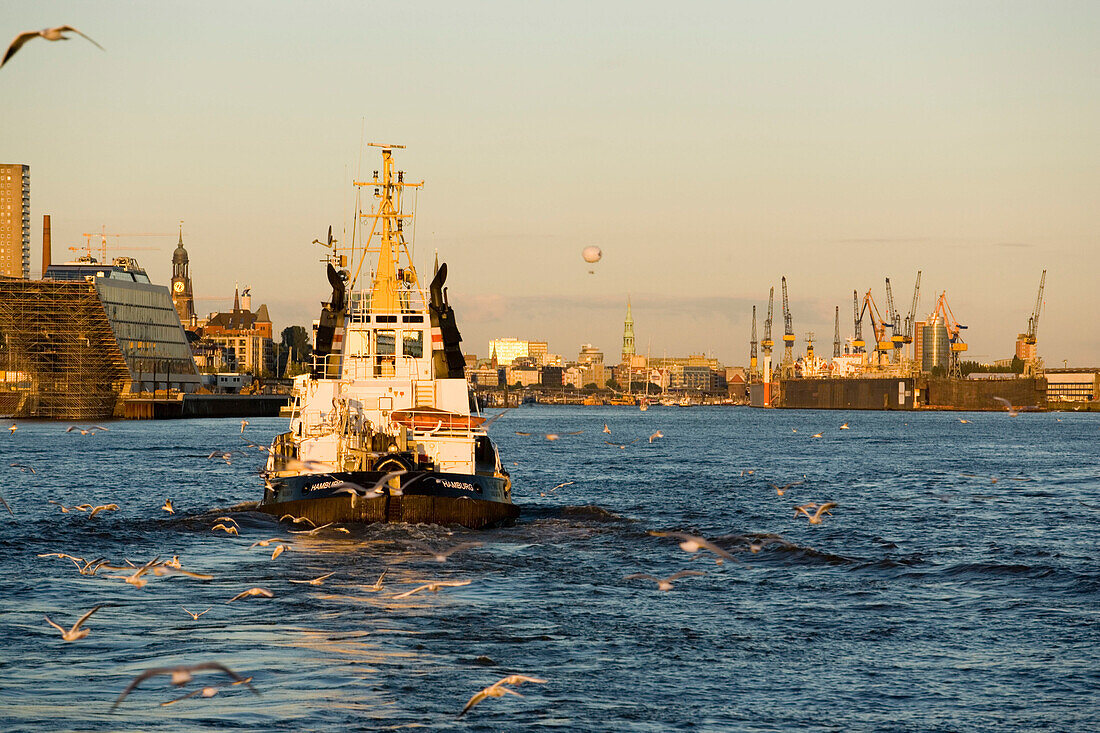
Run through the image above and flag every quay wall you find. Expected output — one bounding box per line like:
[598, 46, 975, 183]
[123, 395, 289, 420]
[777, 376, 1045, 411]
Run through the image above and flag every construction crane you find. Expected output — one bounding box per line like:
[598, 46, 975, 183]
[781, 276, 794, 367]
[749, 305, 758, 379]
[761, 287, 774, 383]
[930, 291, 968, 378]
[852, 290, 865, 353]
[859, 289, 893, 367]
[1020, 270, 1046, 375]
[885, 278, 904, 363]
[903, 270, 922, 360]
[72, 227, 174, 262]
[833, 305, 841, 358]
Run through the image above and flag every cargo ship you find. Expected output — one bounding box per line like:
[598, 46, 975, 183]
[257, 144, 517, 529]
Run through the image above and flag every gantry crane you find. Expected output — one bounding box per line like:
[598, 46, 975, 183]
[72, 227, 174, 262]
[1021, 270, 1046, 375]
[885, 278, 904, 363]
[833, 305, 841, 358]
[781, 277, 795, 368]
[750, 305, 758, 380]
[930, 291, 967, 378]
[859, 289, 893, 367]
[852, 290, 865, 353]
[762, 287, 774, 384]
[903, 270, 922, 362]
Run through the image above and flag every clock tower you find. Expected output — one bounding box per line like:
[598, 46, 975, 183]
[170, 226, 196, 327]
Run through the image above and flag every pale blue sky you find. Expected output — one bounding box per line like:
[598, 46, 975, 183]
[2, 1, 1097, 364]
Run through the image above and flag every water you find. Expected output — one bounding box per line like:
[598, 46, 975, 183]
[1, 407, 1098, 731]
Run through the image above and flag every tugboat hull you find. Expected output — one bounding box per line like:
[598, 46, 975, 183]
[258, 471, 518, 529]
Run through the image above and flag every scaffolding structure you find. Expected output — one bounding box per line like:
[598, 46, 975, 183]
[0, 279, 132, 419]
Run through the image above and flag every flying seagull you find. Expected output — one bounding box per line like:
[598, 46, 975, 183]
[2, 26, 104, 69]
[111, 662, 257, 710]
[43, 604, 105, 641]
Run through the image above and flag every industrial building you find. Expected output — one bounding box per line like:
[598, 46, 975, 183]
[0, 164, 30, 279]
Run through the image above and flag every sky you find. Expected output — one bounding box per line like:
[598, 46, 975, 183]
[2, 1, 1098, 366]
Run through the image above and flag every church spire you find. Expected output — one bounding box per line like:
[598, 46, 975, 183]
[622, 297, 635, 361]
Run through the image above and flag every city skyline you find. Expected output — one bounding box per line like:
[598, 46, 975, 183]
[2, 2, 1097, 365]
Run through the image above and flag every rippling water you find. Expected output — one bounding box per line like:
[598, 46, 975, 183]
[2, 407, 1098, 731]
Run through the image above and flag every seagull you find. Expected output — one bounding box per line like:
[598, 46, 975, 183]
[603, 423, 611, 434]
[88, 503, 119, 518]
[160, 676, 254, 706]
[839, 422, 850, 430]
[270, 545, 288, 560]
[811, 432, 823, 438]
[390, 579, 472, 599]
[161, 499, 174, 514]
[227, 587, 274, 603]
[959, 418, 970, 424]
[214, 516, 239, 526]
[111, 662, 257, 710]
[2, 26, 104, 69]
[43, 604, 105, 641]
[10, 463, 35, 473]
[240, 420, 249, 434]
[289, 571, 336, 586]
[0, 492, 11, 516]
[603, 440, 638, 450]
[208, 451, 233, 465]
[288, 522, 340, 536]
[248, 537, 291, 548]
[364, 571, 387, 591]
[540, 481, 574, 496]
[66, 425, 107, 436]
[647, 531, 737, 563]
[76, 557, 107, 575]
[47, 500, 82, 513]
[993, 396, 1019, 417]
[514, 431, 531, 436]
[459, 675, 547, 718]
[625, 570, 705, 591]
[769, 480, 804, 497]
[795, 502, 837, 524]
[279, 514, 316, 527]
[182, 607, 212, 620]
[407, 541, 483, 562]
[8, 424, 15, 435]
[331, 470, 408, 504]
[211, 523, 238, 535]
[38, 552, 86, 563]
[648, 430, 663, 443]
[106, 556, 162, 588]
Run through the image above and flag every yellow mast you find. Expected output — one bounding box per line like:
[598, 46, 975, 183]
[350, 144, 424, 310]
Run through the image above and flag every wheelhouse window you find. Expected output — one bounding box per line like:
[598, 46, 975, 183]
[403, 330, 424, 358]
[375, 329, 396, 355]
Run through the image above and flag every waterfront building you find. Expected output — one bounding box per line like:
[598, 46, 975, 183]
[170, 227, 196, 328]
[505, 365, 540, 387]
[200, 287, 274, 375]
[0, 164, 30, 279]
[488, 337, 529, 366]
[1044, 369, 1098, 402]
[577, 343, 604, 366]
[921, 318, 949, 373]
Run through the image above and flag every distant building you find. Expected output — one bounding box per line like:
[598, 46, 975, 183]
[1015, 335, 1037, 362]
[488, 337, 529, 366]
[200, 287, 274, 375]
[505, 365, 540, 387]
[0, 163, 30, 279]
[1044, 369, 1098, 402]
[466, 364, 499, 387]
[578, 343, 604, 365]
[621, 299, 635, 364]
[170, 227, 196, 328]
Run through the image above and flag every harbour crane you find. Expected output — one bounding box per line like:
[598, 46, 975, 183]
[781, 277, 794, 368]
[852, 290, 865, 353]
[833, 305, 841, 358]
[762, 287, 774, 384]
[902, 270, 922, 360]
[72, 227, 174, 262]
[885, 278, 904, 363]
[930, 291, 967, 378]
[1021, 270, 1046, 375]
[859, 289, 893, 367]
[750, 305, 758, 380]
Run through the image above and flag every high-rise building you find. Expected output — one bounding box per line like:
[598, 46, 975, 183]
[487, 338, 529, 366]
[621, 298, 635, 364]
[170, 226, 196, 327]
[0, 164, 30, 279]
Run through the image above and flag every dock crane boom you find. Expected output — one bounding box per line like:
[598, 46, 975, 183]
[1024, 270, 1046, 346]
[852, 290, 865, 353]
[885, 278, 904, 362]
[833, 305, 841, 358]
[761, 287, 775, 384]
[781, 277, 794, 366]
[930, 291, 967, 378]
[750, 306, 758, 378]
[859, 289, 893, 366]
[903, 270, 922, 351]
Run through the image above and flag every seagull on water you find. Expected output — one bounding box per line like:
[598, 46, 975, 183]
[43, 604, 105, 641]
[459, 675, 547, 718]
[625, 570, 705, 591]
[647, 531, 737, 563]
[111, 662, 257, 710]
[2, 26, 104, 69]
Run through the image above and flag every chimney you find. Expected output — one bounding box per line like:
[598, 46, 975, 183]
[240, 287, 252, 312]
[42, 214, 51, 278]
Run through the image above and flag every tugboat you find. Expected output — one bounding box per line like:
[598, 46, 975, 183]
[258, 144, 517, 529]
